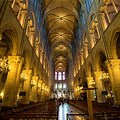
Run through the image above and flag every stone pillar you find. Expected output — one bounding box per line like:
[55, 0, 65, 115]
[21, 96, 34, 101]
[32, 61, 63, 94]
[38, 80, 43, 102]
[30, 31, 35, 47]
[86, 77, 95, 101]
[19, 9, 27, 28]
[14, 57, 24, 105]
[30, 76, 38, 102]
[89, 30, 95, 49]
[41, 83, 45, 101]
[106, 59, 120, 105]
[94, 71, 104, 103]
[99, 11, 108, 30]
[80, 51, 84, 65]
[37, 88, 41, 102]
[2, 56, 21, 107]
[21, 70, 32, 104]
[36, 43, 40, 57]
[83, 44, 88, 59]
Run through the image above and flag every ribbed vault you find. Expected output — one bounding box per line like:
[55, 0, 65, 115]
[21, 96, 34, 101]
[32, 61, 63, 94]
[41, 0, 80, 71]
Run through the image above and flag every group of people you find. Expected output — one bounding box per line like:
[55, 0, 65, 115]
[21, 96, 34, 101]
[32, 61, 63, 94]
[58, 97, 65, 105]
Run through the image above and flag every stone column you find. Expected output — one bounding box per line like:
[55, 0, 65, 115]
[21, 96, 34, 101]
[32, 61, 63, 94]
[86, 77, 95, 101]
[21, 70, 32, 104]
[36, 43, 40, 57]
[89, 30, 95, 49]
[83, 43, 88, 59]
[41, 83, 45, 101]
[38, 80, 43, 102]
[106, 59, 120, 105]
[99, 11, 108, 30]
[30, 31, 35, 47]
[19, 9, 27, 28]
[94, 71, 104, 103]
[14, 57, 24, 105]
[80, 51, 84, 65]
[2, 56, 21, 107]
[30, 76, 38, 102]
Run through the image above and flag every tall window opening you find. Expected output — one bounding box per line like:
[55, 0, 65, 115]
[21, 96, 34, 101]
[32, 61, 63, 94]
[55, 71, 66, 80]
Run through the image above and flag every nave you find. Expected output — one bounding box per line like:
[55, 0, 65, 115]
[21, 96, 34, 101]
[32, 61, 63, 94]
[0, 100, 86, 120]
[1, 99, 120, 120]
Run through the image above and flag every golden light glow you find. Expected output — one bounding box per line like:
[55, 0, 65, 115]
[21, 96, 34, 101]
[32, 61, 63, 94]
[100, 71, 110, 81]
[0, 91, 4, 99]
[31, 80, 36, 86]
[20, 73, 27, 81]
[0, 57, 9, 72]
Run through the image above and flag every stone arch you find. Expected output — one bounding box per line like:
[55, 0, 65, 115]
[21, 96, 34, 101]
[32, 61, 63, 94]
[94, 49, 106, 70]
[110, 31, 120, 59]
[1, 25, 19, 55]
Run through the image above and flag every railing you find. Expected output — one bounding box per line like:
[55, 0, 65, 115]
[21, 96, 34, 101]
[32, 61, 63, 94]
[66, 113, 88, 120]
[66, 112, 120, 120]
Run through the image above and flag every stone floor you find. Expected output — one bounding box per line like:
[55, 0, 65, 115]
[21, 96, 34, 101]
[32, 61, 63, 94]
[58, 103, 86, 120]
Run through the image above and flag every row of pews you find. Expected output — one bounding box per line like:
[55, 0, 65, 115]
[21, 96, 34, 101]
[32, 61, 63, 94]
[68, 100, 120, 120]
[0, 100, 59, 120]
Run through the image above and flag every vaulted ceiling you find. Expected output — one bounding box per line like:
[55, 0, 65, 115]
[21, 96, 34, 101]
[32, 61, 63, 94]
[41, 0, 81, 72]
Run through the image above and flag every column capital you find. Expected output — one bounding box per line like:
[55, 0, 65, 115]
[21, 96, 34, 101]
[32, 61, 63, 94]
[8, 56, 23, 70]
[32, 76, 39, 80]
[31, 76, 38, 87]
[22, 70, 32, 75]
[105, 59, 120, 68]
[94, 71, 102, 77]
[86, 76, 94, 80]
[8, 56, 22, 64]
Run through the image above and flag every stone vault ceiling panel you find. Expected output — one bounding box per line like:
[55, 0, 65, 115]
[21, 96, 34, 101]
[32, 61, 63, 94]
[42, 0, 80, 71]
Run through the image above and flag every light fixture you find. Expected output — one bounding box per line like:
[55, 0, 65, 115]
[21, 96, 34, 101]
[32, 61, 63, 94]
[100, 71, 110, 81]
[31, 79, 36, 87]
[20, 72, 27, 81]
[90, 80, 95, 87]
[0, 57, 9, 72]
[0, 90, 4, 99]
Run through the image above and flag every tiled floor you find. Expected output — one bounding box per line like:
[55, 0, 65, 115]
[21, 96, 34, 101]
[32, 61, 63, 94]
[58, 103, 86, 120]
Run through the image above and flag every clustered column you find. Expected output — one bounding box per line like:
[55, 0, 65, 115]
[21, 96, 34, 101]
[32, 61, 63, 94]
[106, 59, 120, 105]
[94, 71, 104, 103]
[2, 56, 22, 107]
[21, 70, 32, 104]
